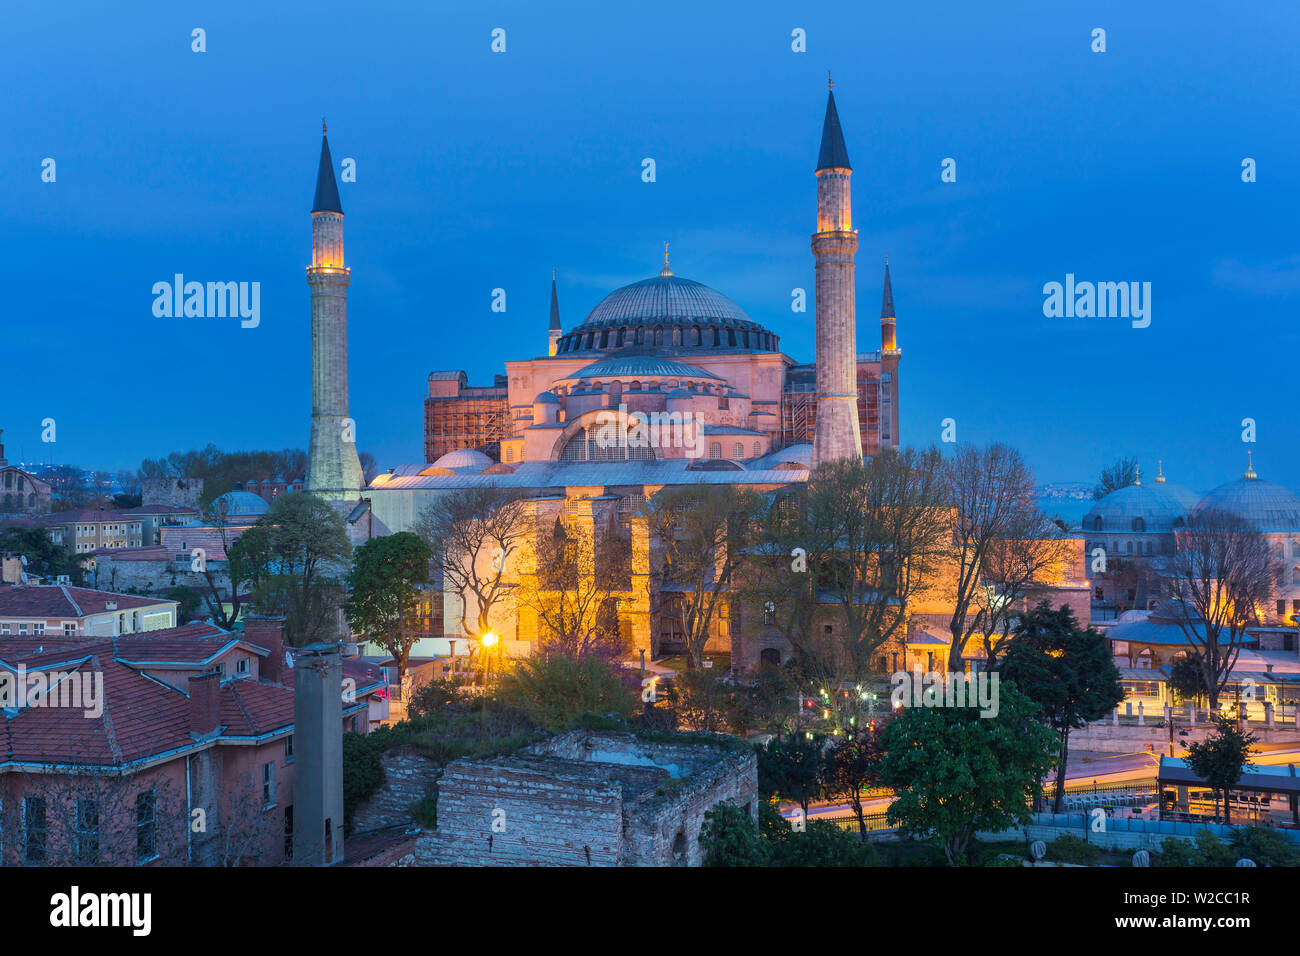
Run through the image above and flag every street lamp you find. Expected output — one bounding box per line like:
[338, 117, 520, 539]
[479, 631, 499, 737]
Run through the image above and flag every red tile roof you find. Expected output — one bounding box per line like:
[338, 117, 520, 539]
[0, 623, 379, 768]
[89, 545, 173, 561]
[118, 505, 201, 516]
[0, 585, 175, 619]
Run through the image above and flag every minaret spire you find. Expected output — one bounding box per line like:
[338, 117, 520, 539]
[880, 257, 898, 354]
[313, 123, 343, 215]
[811, 83, 862, 466]
[547, 270, 562, 356]
[816, 87, 851, 172]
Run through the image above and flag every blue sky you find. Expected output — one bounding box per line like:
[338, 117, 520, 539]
[2, 1, 1297, 493]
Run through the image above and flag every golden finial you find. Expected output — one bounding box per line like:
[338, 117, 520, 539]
[660, 241, 673, 277]
[885, 252, 889, 266]
[552, 267, 556, 281]
[1245, 449, 1257, 479]
[322, 117, 327, 135]
[828, 70, 833, 90]
[1134, 465, 1141, 486]
[1155, 459, 1166, 483]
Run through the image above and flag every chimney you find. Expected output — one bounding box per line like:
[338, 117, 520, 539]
[243, 615, 286, 683]
[188, 671, 222, 737]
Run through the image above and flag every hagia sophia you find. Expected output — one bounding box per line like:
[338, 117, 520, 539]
[306, 85, 898, 534]
[297, 83, 1300, 669]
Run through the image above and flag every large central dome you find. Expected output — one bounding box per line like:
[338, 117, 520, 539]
[554, 273, 779, 355]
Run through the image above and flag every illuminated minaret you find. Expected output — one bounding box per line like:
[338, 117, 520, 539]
[306, 121, 365, 498]
[879, 256, 901, 449]
[811, 78, 863, 466]
[547, 270, 562, 357]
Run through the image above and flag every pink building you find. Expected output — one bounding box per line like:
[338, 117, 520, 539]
[0, 618, 384, 865]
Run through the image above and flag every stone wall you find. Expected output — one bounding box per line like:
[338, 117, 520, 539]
[412, 757, 626, 866]
[383, 730, 758, 867]
[141, 478, 204, 509]
[350, 747, 439, 834]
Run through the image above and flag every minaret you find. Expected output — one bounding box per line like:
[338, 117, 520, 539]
[547, 269, 562, 357]
[811, 78, 863, 466]
[306, 121, 365, 499]
[879, 256, 901, 449]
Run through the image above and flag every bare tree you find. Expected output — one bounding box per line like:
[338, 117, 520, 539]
[415, 488, 534, 641]
[944, 442, 1060, 672]
[1093, 456, 1138, 500]
[643, 485, 764, 669]
[514, 516, 630, 660]
[1167, 508, 1277, 710]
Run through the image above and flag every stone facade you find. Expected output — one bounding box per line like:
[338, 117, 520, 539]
[377, 731, 756, 867]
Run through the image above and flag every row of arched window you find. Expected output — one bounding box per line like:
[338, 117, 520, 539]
[559, 324, 778, 353]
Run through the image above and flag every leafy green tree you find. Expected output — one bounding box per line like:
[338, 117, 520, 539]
[1168, 655, 1210, 708]
[769, 819, 879, 866]
[879, 681, 1056, 865]
[821, 727, 885, 838]
[699, 803, 771, 867]
[233, 493, 351, 646]
[496, 654, 637, 731]
[1184, 713, 1258, 824]
[756, 732, 824, 817]
[165, 584, 204, 624]
[726, 664, 799, 737]
[345, 532, 432, 680]
[999, 602, 1124, 811]
[0, 526, 84, 584]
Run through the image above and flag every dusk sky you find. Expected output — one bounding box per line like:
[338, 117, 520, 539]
[3, 1, 1297, 493]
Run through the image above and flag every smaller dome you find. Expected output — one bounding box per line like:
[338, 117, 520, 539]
[1194, 475, 1300, 532]
[432, 448, 494, 470]
[667, 387, 692, 400]
[210, 490, 270, 518]
[1081, 482, 1190, 533]
[533, 391, 560, 404]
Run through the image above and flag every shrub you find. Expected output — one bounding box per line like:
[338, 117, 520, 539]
[1047, 834, 1102, 865]
[699, 802, 771, 867]
[769, 819, 879, 867]
[496, 653, 637, 731]
[1230, 827, 1300, 867]
[409, 796, 438, 828]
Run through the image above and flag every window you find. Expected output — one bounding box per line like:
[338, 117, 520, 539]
[753, 442, 761, 458]
[75, 799, 99, 865]
[0, 624, 8, 635]
[63, 623, 77, 636]
[285, 734, 295, 762]
[24, 797, 47, 864]
[262, 762, 276, 806]
[17, 624, 26, 635]
[33, 623, 43, 636]
[763, 601, 775, 626]
[1278, 600, 1287, 616]
[732, 442, 743, 458]
[236, 657, 249, 675]
[136, 790, 157, 862]
[214, 662, 225, 677]
[1132, 518, 1145, 532]
[709, 442, 721, 459]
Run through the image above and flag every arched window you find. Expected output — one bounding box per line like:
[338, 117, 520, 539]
[1132, 518, 1145, 532]
[558, 426, 654, 462]
[709, 442, 721, 459]
[752, 442, 761, 457]
[732, 442, 743, 458]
